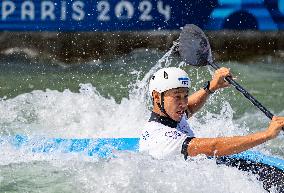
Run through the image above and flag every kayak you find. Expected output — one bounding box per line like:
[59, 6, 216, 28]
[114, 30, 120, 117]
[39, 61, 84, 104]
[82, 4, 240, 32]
[2, 135, 284, 192]
[4, 135, 139, 157]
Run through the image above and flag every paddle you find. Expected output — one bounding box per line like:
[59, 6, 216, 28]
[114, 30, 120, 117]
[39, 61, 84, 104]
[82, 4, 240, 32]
[178, 24, 277, 122]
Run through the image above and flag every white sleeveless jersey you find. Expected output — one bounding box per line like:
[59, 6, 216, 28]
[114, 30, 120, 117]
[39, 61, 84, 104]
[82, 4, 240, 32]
[139, 112, 195, 159]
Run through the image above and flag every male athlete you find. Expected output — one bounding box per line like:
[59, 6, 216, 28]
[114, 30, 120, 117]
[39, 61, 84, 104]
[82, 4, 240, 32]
[139, 67, 284, 159]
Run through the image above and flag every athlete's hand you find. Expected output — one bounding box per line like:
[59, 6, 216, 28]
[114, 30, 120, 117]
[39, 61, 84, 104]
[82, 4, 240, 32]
[209, 67, 232, 91]
[267, 116, 284, 139]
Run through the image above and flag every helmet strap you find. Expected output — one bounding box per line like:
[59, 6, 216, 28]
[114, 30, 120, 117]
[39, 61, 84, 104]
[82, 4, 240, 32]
[157, 92, 171, 118]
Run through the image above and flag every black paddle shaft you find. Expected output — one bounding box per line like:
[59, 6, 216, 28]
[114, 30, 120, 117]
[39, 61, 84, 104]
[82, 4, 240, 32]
[210, 62, 274, 120]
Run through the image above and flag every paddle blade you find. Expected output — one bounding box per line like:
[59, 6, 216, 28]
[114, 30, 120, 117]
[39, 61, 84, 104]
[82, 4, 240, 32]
[179, 24, 213, 66]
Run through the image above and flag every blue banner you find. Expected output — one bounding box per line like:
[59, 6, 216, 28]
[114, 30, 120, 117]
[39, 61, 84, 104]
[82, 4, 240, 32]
[0, 0, 283, 31]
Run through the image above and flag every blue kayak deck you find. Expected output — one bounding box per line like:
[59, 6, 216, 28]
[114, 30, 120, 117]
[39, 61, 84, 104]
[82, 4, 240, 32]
[3, 135, 139, 157]
[1, 135, 283, 172]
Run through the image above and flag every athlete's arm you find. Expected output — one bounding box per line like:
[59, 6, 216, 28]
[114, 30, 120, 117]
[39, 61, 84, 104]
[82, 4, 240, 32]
[187, 67, 232, 116]
[187, 88, 210, 116]
[187, 116, 284, 157]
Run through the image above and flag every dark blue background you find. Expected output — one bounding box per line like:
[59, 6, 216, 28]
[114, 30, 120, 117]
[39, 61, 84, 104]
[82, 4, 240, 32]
[0, 0, 283, 31]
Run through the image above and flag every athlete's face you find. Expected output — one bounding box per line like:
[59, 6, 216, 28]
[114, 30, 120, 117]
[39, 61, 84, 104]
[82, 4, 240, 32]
[163, 88, 189, 122]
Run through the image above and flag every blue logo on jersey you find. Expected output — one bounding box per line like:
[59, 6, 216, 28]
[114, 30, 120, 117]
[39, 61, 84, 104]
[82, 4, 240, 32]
[142, 131, 150, 140]
[178, 77, 189, 86]
[165, 131, 182, 139]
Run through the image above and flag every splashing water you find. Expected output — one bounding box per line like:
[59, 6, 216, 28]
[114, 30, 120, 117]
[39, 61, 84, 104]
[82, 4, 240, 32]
[0, 42, 180, 138]
[0, 46, 283, 192]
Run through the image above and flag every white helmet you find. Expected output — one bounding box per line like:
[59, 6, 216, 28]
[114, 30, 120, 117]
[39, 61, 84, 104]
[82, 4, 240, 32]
[149, 67, 191, 96]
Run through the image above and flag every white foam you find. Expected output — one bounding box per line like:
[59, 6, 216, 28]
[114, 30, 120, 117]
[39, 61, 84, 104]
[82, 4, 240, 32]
[0, 84, 149, 138]
[0, 148, 269, 193]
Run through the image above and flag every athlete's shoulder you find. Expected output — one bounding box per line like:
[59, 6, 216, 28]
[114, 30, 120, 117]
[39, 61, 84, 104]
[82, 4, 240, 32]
[143, 120, 165, 131]
[141, 120, 169, 138]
